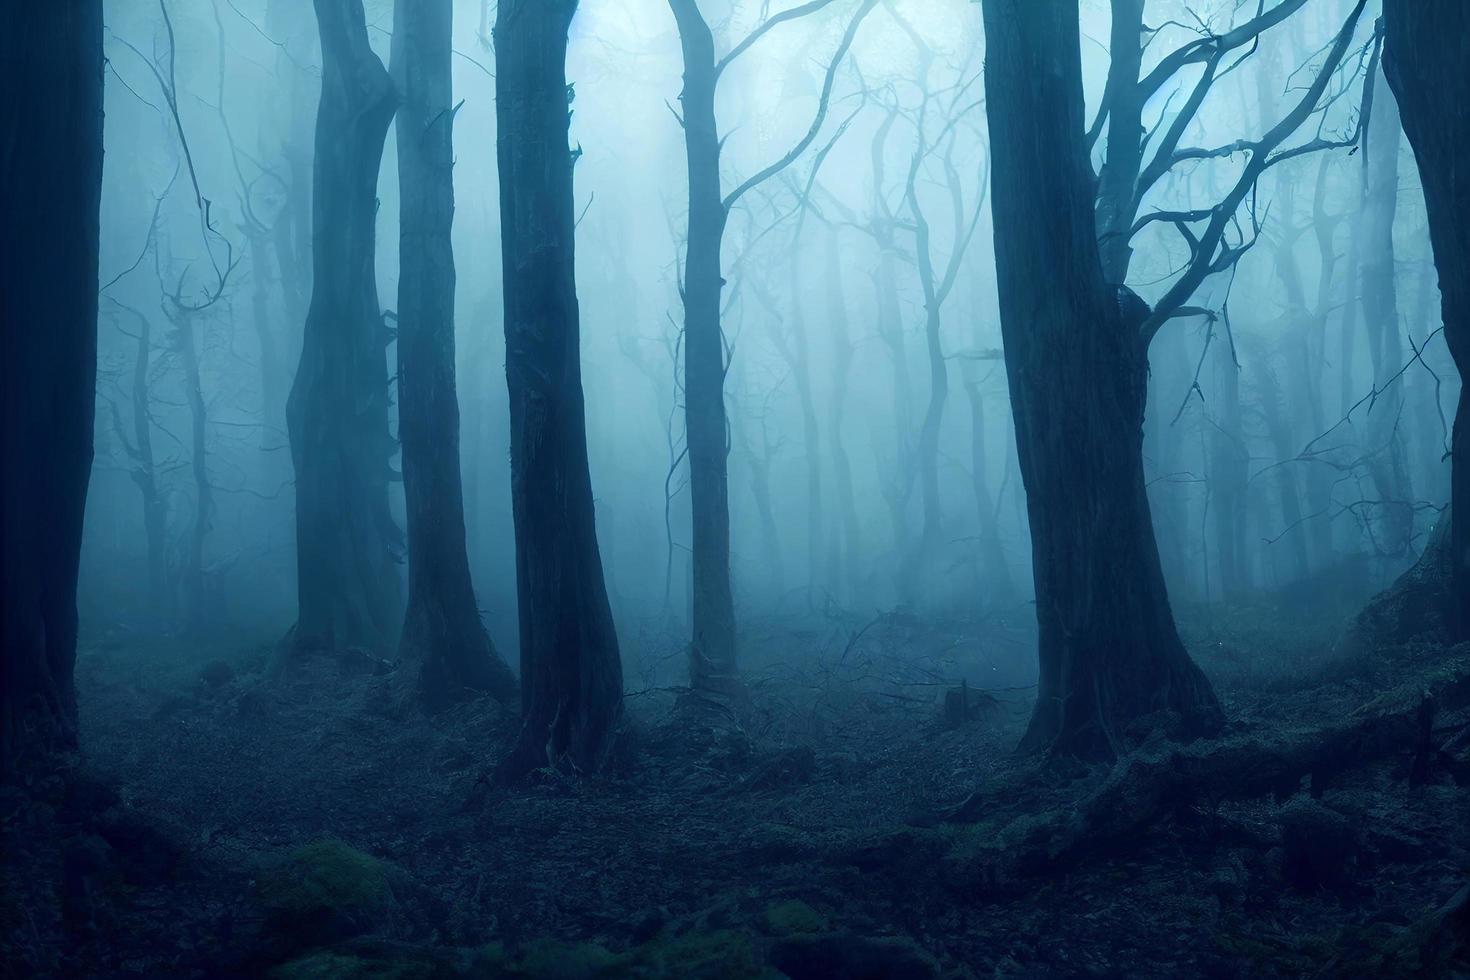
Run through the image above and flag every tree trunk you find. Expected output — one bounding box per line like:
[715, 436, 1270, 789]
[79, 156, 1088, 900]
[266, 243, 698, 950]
[393, 0, 516, 708]
[980, 0, 1222, 761]
[286, 0, 402, 655]
[1359, 67, 1415, 561]
[0, 0, 103, 780]
[114, 304, 171, 622]
[1382, 0, 1470, 640]
[494, 0, 624, 776]
[669, 0, 740, 704]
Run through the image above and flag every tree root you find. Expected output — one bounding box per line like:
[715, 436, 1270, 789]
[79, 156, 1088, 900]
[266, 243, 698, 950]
[940, 648, 1470, 883]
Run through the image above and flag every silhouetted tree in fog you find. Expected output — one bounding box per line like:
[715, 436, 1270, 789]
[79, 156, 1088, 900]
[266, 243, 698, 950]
[667, 0, 876, 710]
[494, 0, 624, 777]
[979, 0, 1369, 759]
[1381, 0, 1470, 639]
[392, 0, 516, 708]
[1, 2, 103, 778]
[286, 0, 402, 656]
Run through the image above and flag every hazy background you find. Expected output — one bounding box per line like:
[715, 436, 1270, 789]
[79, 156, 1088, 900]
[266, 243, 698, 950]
[84, 0, 1457, 673]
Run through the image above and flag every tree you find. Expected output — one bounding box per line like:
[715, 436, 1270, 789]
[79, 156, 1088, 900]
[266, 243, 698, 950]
[286, 0, 402, 656]
[668, 0, 876, 708]
[979, 0, 1369, 759]
[392, 0, 516, 708]
[1381, 0, 1470, 639]
[0, 1, 104, 779]
[494, 0, 624, 777]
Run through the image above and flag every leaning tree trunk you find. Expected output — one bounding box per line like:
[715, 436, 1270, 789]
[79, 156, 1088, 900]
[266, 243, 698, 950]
[392, 0, 515, 708]
[286, 0, 402, 655]
[980, 0, 1222, 761]
[670, 0, 740, 706]
[0, 1, 103, 780]
[494, 0, 624, 777]
[1382, 0, 1470, 640]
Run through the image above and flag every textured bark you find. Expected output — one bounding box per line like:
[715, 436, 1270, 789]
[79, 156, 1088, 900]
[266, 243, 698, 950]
[495, 0, 624, 777]
[393, 0, 516, 708]
[1382, 0, 1470, 640]
[669, 0, 740, 703]
[0, 1, 103, 779]
[286, 0, 402, 655]
[980, 0, 1222, 760]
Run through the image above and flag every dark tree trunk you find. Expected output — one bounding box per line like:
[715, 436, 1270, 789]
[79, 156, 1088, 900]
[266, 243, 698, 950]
[494, 0, 623, 776]
[0, 1, 103, 780]
[1359, 68, 1414, 560]
[1382, 0, 1470, 639]
[286, 0, 402, 655]
[393, 0, 516, 708]
[669, 0, 740, 704]
[980, 0, 1222, 760]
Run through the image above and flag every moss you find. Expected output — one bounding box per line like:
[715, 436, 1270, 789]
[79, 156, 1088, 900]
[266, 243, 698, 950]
[509, 931, 768, 980]
[763, 900, 829, 937]
[623, 929, 766, 979]
[514, 939, 620, 980]
[256, 840, 397, 952]
[259, 840, 393, 916]
[269, 951, 435, 980]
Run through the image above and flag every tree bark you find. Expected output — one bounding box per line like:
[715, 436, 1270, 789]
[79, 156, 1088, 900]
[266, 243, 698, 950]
[286, 0, 402, 655]
[669, 0, 740, 704]
[494, 0, 624, 776]
[980, 0, 1222, 761]
[1382, 0, 1470, 640]
[392, 0, 516, 708]
[0, 1, 103, 780]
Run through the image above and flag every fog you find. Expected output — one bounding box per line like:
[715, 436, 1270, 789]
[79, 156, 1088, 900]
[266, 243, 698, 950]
[85, 0, 1453, 666]
[12, 0, 1470, 974]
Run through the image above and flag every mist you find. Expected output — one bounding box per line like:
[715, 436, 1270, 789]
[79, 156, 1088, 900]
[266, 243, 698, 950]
[5, 0, 1468, 976]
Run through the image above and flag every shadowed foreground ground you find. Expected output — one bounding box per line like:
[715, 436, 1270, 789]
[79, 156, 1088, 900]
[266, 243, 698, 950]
[3, 601, 1467, 978]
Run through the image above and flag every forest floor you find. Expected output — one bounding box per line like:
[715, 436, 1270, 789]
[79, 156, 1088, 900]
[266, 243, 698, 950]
[3, 591, 1469, 978]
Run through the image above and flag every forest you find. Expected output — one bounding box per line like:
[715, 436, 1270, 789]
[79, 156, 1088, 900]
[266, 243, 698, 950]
[1, 0, 1467, 976]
